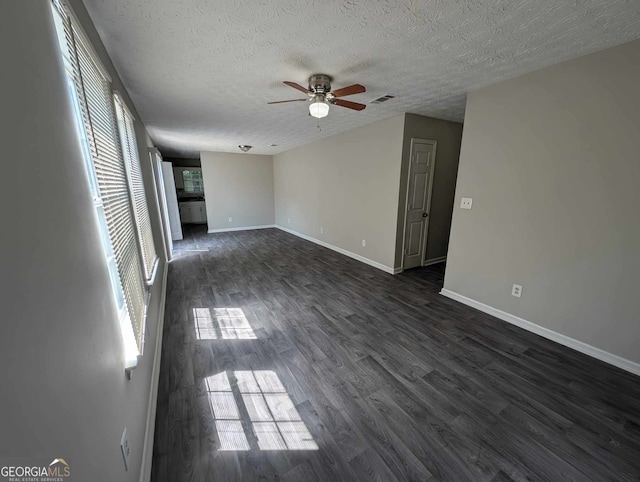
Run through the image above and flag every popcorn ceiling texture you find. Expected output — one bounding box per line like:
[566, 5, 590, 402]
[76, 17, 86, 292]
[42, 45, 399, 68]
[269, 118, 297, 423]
[82, 0, 640, 157]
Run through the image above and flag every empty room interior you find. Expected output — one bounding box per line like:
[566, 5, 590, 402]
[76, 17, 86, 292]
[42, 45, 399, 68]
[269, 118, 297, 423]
[3, 1, 640, 481]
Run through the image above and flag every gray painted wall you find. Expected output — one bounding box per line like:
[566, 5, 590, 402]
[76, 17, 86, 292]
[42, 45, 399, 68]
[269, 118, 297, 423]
[444, 39, 640, 365]
[394, 114, 463, 268]
[0, 2, 166, 481]
[274, 115, 406, 271]
[201, 151, 275, 230]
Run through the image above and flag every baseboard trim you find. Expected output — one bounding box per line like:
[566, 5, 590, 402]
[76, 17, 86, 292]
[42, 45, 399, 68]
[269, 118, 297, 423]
[208, 224, 275, 234]
[423, 255, 447, 267]
[275, 225, 395, 275]
[439, 288, 640, 377]
[393, 256, 447, 274]
[139, 260, 169, 482]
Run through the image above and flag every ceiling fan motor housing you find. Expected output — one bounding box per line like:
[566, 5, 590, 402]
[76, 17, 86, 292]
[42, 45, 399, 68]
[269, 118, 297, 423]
[308, 74, 333, 96]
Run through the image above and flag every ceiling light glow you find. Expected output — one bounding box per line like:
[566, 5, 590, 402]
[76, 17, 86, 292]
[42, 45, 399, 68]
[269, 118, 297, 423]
[309, 100, 329, 119]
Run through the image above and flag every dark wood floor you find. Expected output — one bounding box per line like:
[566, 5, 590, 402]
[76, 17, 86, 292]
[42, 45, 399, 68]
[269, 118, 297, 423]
[152, 225, 640, 481]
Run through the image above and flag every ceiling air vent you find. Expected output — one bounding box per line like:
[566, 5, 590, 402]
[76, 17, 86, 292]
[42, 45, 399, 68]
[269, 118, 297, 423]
[370, 94, 395, 104]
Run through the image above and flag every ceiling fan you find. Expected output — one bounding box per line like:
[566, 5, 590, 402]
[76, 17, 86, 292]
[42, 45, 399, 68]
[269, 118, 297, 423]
[268, 74, 366, 118]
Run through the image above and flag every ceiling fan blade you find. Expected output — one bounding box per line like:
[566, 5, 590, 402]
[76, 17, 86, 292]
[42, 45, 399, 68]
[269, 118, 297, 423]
[331, 84, 366, 97]
[332, 98, 367, 111]
[267, 99, 308, 104]
[283, 81, 311, 94]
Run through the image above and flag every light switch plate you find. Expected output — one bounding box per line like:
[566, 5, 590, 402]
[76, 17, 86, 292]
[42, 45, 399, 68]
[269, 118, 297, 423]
[461, 197, 473, 209]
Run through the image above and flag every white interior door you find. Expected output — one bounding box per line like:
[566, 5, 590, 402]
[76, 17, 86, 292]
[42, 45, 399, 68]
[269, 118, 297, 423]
[161, 162, 184, 240]
[403, 139, 437, 270]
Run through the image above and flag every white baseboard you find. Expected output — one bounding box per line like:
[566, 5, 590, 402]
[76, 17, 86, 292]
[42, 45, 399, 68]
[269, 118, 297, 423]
[275, 225, 396, 275]
[208, 224, 275, 234]
[393, 256, 447, 274]
[423, 256, 447, 267]
[439, 288, 640, 377]
[139, 261, 169, 482]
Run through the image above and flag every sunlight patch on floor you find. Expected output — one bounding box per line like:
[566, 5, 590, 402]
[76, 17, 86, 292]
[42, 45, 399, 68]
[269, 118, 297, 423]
[194, 307, 257, 340]
[205, 370, 318, 451]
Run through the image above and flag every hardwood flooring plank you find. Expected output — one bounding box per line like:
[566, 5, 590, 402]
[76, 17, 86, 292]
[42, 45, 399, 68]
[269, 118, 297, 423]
[152, 226, 640, 481]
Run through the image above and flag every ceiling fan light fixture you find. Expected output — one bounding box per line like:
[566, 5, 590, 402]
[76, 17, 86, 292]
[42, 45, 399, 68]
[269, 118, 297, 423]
[238, 145, 252, 152]
[309, 97, 329, 118]
[269, 76, 366, 115]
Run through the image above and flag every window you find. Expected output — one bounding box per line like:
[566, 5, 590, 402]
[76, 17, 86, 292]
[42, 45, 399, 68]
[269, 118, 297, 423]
[182, 169, 204, 193]
[114, 95, 158, 282]
[51, 1, 152, 368]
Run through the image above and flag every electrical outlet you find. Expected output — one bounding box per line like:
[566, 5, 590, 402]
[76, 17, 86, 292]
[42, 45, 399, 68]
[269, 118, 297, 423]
[320, 227, 324, 234]
[362, 239, 366, 247]
[120, 428, 131, 471]
[460, 197, 473, 209]
[287, 218, 291, 224]
[512, 284, 523, 298]
[228, 217, 232, 223]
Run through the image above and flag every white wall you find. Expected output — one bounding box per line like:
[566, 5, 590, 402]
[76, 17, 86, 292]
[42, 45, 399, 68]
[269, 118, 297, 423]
[274, 115, 406, 271]
[201, 151, 275, 231]
[0, 2, 166, 481]
[443, 39, 640, 368]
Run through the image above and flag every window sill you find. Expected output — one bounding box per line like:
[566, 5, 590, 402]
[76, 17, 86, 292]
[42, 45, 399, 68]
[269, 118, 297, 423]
[146, 256, 160, 287]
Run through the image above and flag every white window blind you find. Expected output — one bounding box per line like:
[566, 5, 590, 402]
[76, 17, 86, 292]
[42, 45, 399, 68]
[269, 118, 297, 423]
[114, 95, 158, 282]
[54, 2, 148, 355]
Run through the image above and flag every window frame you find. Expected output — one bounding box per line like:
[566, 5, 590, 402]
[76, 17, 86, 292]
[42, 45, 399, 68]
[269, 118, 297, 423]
[113, 92, 159, 284]
[181, 169, 205, 194]
[51, 0, 152, 370]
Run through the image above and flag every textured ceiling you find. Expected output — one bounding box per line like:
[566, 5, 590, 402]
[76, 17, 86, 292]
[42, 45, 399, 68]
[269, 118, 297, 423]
[82, 0, 640, 157]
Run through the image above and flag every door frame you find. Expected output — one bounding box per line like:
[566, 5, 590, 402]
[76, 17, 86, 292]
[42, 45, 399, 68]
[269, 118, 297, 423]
[161, 161, 185, 238]
[149, 149, 173, 261]
[401, 138, 438, 271]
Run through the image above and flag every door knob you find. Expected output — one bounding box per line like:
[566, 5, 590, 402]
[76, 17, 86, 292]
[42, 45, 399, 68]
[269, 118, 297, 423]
[422, 213, 428, 217]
